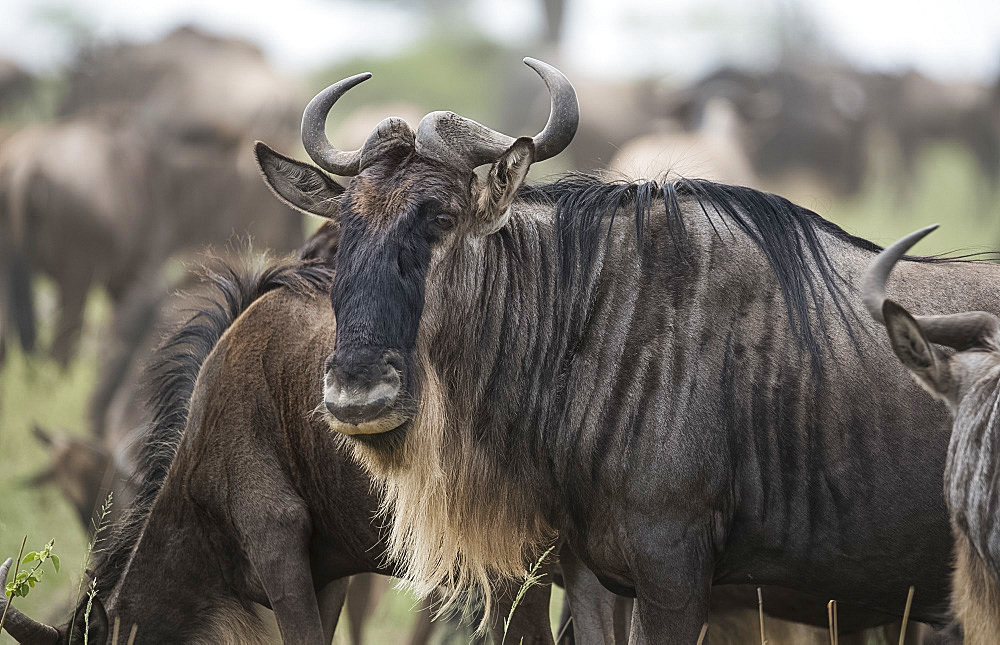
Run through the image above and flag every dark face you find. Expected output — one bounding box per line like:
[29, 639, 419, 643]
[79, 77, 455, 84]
[254, 137, 535, 451]
[322, 153, 473, 442]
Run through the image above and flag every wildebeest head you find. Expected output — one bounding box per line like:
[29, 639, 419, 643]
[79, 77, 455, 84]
[255, 58, 578, 455]
[862, 225, 1000, 408]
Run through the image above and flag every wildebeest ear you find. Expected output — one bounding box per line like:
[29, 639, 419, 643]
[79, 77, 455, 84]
[254, 141, 344, 220]
[883, 299, 953, 399]
[474, 137, 534, 236]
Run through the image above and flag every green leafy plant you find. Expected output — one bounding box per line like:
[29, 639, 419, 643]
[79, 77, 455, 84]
[0, 536, 60, 634]
[5, 538, 59, 598]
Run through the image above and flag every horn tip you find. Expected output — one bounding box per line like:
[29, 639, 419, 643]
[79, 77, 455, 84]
[904, 224, 940, 247]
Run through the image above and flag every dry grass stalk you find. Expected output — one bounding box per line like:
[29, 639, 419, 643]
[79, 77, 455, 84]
[696, 622, 709, 645]
[757, 587, 767, 645]
[827, 599, 838, 645]
[898, 586, 915, 645]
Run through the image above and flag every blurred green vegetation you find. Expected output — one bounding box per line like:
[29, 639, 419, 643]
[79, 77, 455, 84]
[826, 144, 1000, 255]
[0, 283, 101, 636]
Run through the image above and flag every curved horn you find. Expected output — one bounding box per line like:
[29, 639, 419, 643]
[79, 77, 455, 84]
[523, 57, 580, 162]
[301, 72, 372, 176]
[0, 558, 59, 644]
[862, 225, 1000, 351]
[416, 57, 579, 168]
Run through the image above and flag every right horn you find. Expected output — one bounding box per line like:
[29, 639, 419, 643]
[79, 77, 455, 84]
[862, 225, 1000, 351]
[415, 57, 579, 169]
[0, 558, 60, 644]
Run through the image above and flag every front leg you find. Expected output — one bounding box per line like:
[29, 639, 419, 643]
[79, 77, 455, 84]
[626, 519, 713, 644]
[237, 499, 325, 644]
[318, 577, 350, 644]
[560, 547, 623, 645]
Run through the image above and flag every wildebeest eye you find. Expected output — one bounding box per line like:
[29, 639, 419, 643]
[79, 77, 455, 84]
[434, 213, 455, 231]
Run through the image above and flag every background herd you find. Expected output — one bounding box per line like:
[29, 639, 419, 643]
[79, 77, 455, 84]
[2, 1, 1000, 642]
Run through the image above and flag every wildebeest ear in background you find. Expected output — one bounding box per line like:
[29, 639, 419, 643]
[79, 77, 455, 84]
[474, 136, 535, 235]
[31, 424, 54, 446]
[253, 141, 344, 220]
[883, 299, 953, 399]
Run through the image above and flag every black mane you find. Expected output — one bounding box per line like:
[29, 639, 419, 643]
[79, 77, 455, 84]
[519, 174, 884, 367]
[85, 256, 333, 608]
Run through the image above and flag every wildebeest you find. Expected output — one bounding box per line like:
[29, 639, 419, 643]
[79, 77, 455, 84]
[860, 71, 1000, 204]
[0, 26, 304, 364]
[608, 97, 757, 186]
[664, 64, 870, 199]
[863, 226, 1000, 643]
[0, 120, 161, 362]
[254, 57, 1000, 642]
[0, 59, 33, 114]
[0, 248, 554, 644]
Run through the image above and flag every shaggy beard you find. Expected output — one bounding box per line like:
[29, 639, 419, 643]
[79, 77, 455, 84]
[347, 343, 554, 625]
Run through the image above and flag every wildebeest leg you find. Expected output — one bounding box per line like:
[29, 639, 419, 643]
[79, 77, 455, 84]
[236, 497, 325, 644]
[612, 595, 632, 643]
[407, 603, 436, 645]
[51, 265, 92, 366]
[490, 577, 554, 645]
[560, 548, 621, 644]
[318, 577, 350, 644]
[626, 522, 712, 644]
[346, 573, 375, 645]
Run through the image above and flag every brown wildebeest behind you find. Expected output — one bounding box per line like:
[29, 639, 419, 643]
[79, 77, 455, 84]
[0, 252, 554, 644]
[863, 225, 1000, 644]
[20, 224, 462, 644]
[254, 57, 1000, 642]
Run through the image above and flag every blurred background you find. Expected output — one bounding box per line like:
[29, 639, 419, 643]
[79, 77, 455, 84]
[0, 0, 999, 642]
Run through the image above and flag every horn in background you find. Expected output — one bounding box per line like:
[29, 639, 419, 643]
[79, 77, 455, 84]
[862, 225, 1000, 351]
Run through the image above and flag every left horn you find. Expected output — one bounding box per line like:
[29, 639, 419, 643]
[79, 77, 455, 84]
[862, 225, 1000, 351]
[416, 57, 579, 168]
[301, 72, 372, 176]
[0, 558, 60, 644]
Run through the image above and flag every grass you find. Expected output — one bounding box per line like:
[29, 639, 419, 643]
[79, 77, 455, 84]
[0, 144, 997, 644]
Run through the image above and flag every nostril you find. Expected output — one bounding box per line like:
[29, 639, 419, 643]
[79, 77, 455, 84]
[382, 350, 404, 374]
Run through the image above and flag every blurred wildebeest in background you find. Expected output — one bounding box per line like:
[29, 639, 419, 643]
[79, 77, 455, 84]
[646, 62, 1000, 206]
[663, 63, 869, 198]
[0, 59, 33, 114]
[860, 71, 1000, 205]
[0, 25, 305, 365]
[609, 96, 757, 186]
[0, 121, 162, 363]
